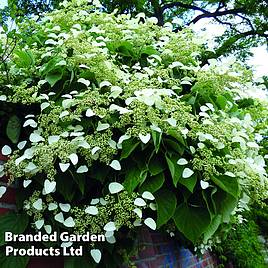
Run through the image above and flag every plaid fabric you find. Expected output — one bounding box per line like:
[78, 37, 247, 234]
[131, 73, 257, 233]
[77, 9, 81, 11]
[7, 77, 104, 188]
[127, 228, 218, 268]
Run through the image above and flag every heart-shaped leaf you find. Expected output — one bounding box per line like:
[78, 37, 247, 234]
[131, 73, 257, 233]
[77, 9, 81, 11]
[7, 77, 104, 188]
[44, 179, 56, 194]
[63, 216, 75, 227]
[32, 198, 43, 210]
[59, 163, 70, 172]
[48, 202, 58, 211]
[138, 133, 151, 144]
[54, 212, 64, 223]
[35, 219, 44, 230]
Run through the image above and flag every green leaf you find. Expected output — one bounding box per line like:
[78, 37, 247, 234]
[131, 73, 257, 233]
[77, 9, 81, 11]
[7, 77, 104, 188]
[139, 172, 165, 193]
[165, 154, 183, 187]
[213, 190, 238, 223]
[152, 131, 162, 153]
[0, 212, 29, 246]
[211, 175, 240, 198]
[72, 173, 85, 195]
[155, 189, 177, 227]
[216, 95, 227, 109]
[46, 71, 63, 87]
[0, 251, 29, 268]
[6, 115, 21, 143]
[14, 50, 35, 68]
[173, 203, 211, 243]
[123, 166, 144, 193]
[180, 174, 197, 193]
[120, 138, 140, 159]
[148, 155, 165, 176]
[164, 138, 184, 155]
[167, 129, 186, 146]
[56, 175, 75, 201]
[203, 215, 222, 243]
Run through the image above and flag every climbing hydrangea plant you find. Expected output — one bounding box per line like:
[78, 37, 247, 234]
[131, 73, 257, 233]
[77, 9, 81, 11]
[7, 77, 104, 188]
[0, 0, 267, 266]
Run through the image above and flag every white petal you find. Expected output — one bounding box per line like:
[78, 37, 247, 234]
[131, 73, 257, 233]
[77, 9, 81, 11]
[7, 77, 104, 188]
[17, 141, 27, 150]
[90, 198, 99, 205]
[96, 122, 110, 131]
[54, 212, 64, 223]
[200, 180, 209, 189]
[85, 206, 99, 215]
[134, 198, 146, 207]
[33, 198, 43, 210]
[59, 111, 69, 118]
[165, 118, 177, 127]
[106, 235, 116, 244]
[142, 191, 155, 200]
[69, 153, 78, 165]
[91, 146, 101, 155]
[109, 160, 121, 171]
[104, 221, 116, 231]
[76, 165, 88, 173]
[30, 133, 44, 143]
[61, 241, 73, 248]
[77, 78, 90, 87]
[90, 249, 102, 264]
[41, 102, 50, 111]
[108, 182, 124, 194]
[177, 158, 188, 165]
[0, 95, 7, 101]
[23, 119, 37, 128]
[144, 218, 156, 230]
[100, 81, 111, 88]
[63, 216, 75, 227]
[44, 179, 56, 194]
[48, 135, 60, 144]
[182, 168, 194, 178]
[44, 225, 52, 234]
[35, 219, 44, 230]
[1, 145, 12, 156]
[23, 180, 32, 188]
[86, 108, 95, 117]
[59, 163, 70, 172]
[0, 186, 7, 198]
[138, 133, 151, 144]
[48, 202, 58, 211]
[59, 203, 71, 212]
[133, 208, 142, 218]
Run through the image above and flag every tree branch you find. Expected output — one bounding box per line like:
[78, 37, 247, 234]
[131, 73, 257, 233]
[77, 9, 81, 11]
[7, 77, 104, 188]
[162, 1, 209, 15]
[189, 8, 244, 24]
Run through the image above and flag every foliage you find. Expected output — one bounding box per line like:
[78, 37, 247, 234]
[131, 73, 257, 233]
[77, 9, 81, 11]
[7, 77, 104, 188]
[1, 0, 267, 60]
[0, 0, 267, 266]
[215, 218, 266, 268]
